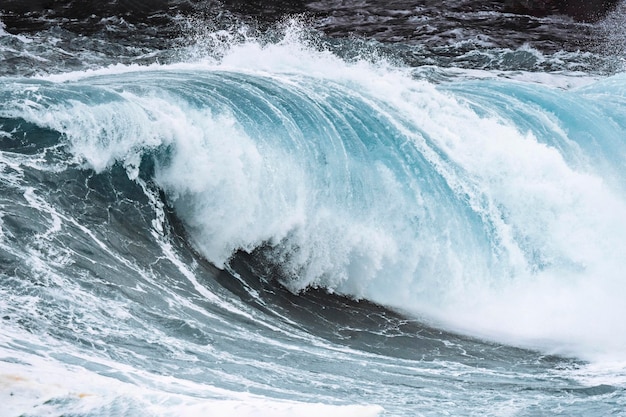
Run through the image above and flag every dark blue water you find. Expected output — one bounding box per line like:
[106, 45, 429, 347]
[2, 2, 626, 416]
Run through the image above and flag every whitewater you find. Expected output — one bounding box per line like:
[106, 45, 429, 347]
[2, 3, 626, 416]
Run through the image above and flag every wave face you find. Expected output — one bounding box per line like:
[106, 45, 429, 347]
[2, 6, 626, 417]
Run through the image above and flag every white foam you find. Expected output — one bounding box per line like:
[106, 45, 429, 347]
[0, 343, 383, 417]
[199, 37, 626, 362]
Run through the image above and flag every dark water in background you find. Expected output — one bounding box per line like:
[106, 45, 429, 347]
[1, 0, 625, 74]
[2, 1, 626, 416]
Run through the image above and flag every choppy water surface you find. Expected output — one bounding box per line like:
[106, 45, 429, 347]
[2, 1, 626, 416]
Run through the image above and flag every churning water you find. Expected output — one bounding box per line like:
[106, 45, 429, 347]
[2, 1, 626, 416]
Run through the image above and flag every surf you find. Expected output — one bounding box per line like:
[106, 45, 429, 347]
[2, 23, 626, 365]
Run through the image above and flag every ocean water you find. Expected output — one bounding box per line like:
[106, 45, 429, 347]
[2, 1, 626, 416]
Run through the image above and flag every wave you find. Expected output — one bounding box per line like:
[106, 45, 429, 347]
[2, 33, 626, 362]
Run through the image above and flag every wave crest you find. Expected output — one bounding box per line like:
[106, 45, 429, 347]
[3, 36, 626, 360]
